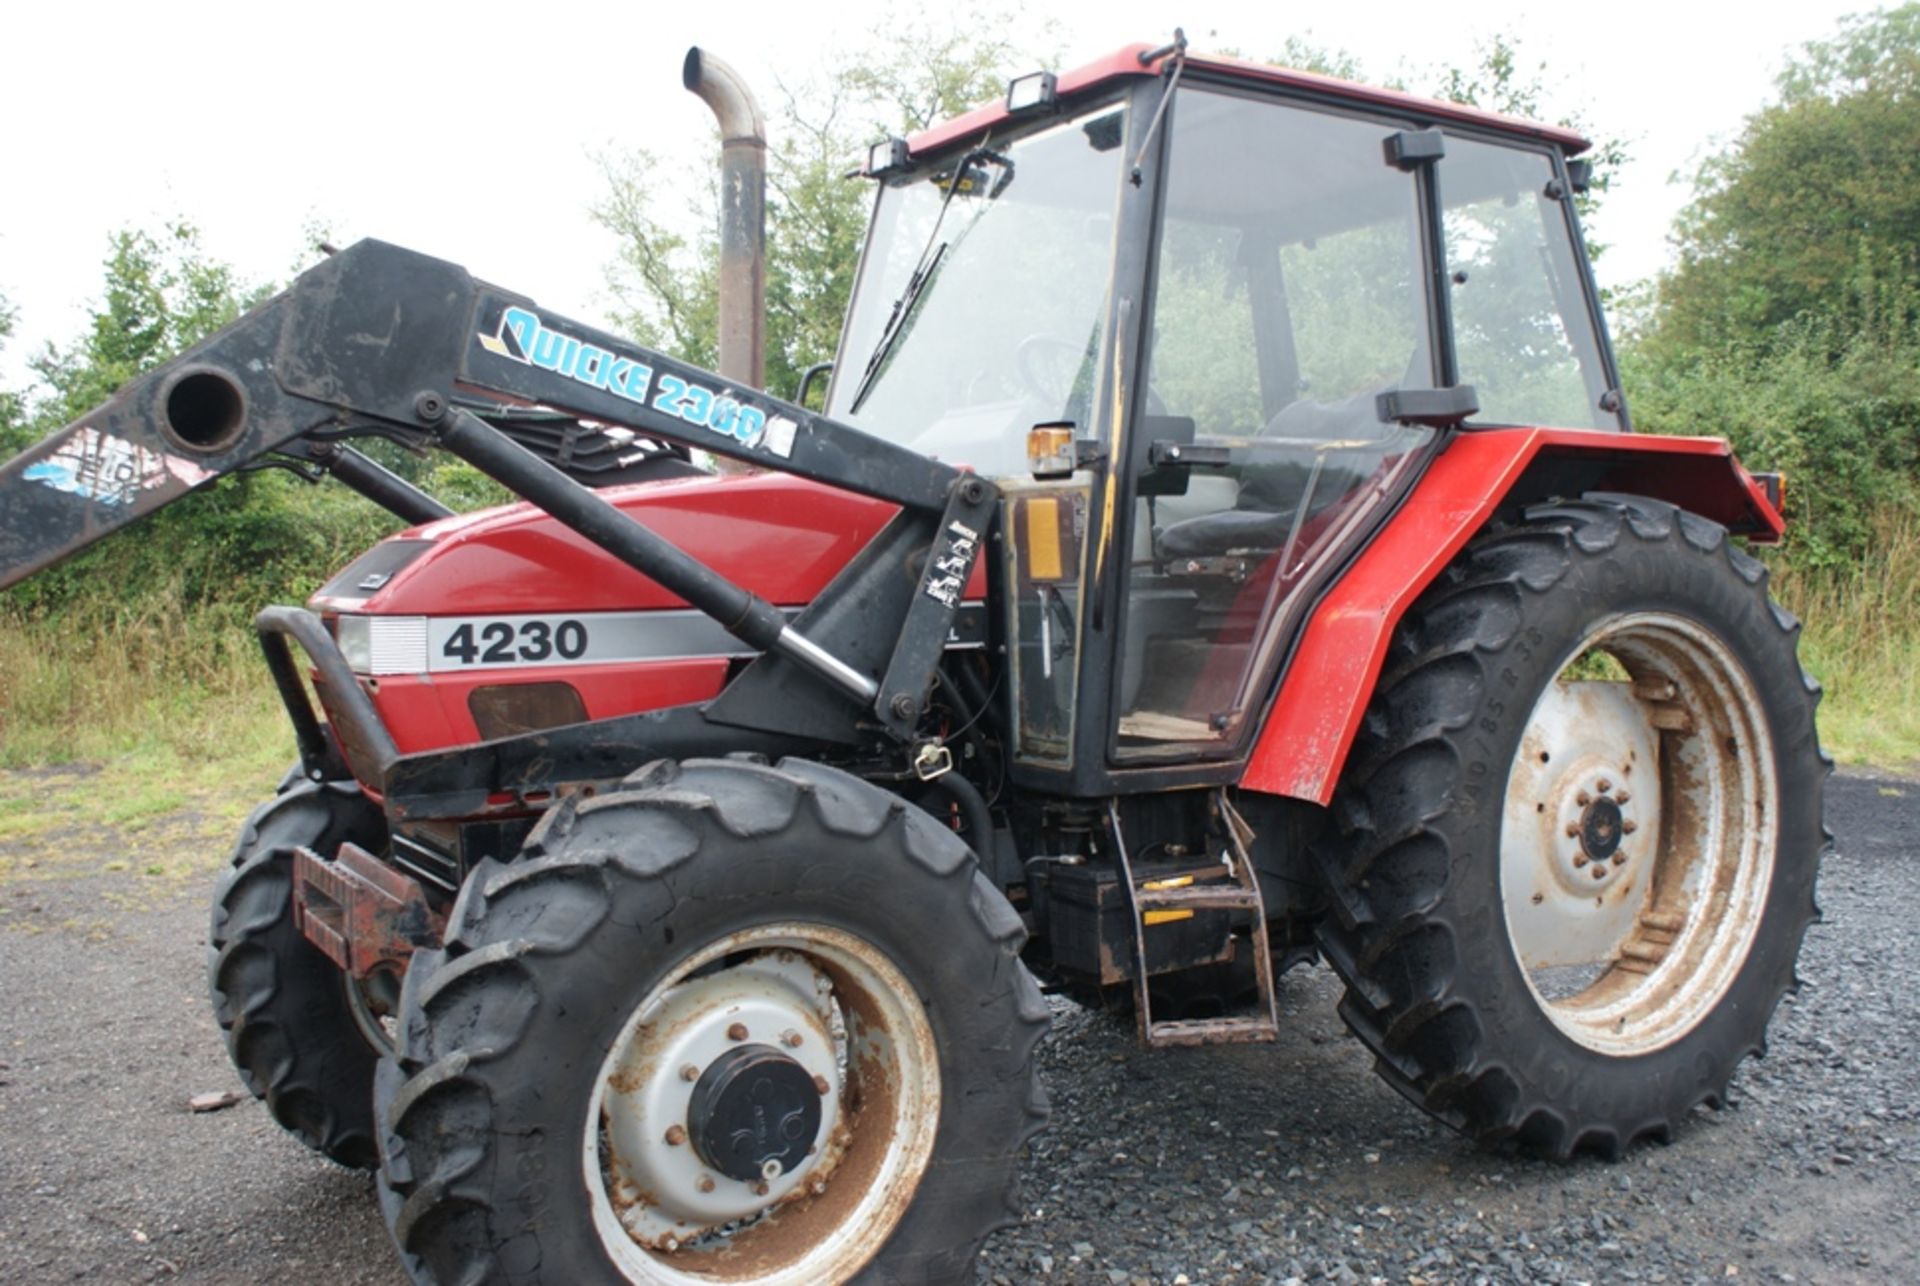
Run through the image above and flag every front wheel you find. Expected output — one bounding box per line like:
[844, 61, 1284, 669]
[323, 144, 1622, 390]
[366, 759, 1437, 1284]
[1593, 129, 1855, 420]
[376, 757, 1048, 1284]
[208, 776, 391, 1168]
[1314, 494, 1827, 1158]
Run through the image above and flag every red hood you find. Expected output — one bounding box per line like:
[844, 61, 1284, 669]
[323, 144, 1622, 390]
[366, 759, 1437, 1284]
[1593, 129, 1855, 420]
[312, 472, 919, 617]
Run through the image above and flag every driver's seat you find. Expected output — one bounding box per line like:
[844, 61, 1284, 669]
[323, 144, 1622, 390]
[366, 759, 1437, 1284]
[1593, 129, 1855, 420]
[1149, 386, 1391, 562]
[1155, 506, 1294, 559]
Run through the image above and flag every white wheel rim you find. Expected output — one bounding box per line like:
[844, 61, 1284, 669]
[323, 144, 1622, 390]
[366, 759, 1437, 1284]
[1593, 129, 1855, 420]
[583, 922, 941, 1284]
[1500, 612, 1778, 1056]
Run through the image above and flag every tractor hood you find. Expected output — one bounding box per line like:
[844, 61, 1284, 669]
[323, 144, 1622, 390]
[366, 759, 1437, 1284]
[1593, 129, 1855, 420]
[304, 470, 995, 755]
[310, 471, 929, 618]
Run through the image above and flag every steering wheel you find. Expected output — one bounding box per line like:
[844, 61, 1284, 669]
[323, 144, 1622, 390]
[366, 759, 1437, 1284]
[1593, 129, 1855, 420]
[1014, 334, 1086, 405]
[1015, 331, 1171, 421]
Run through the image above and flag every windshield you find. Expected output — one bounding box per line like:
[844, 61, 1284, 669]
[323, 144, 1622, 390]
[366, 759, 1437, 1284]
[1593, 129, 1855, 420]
[827, 104, 1129, 477]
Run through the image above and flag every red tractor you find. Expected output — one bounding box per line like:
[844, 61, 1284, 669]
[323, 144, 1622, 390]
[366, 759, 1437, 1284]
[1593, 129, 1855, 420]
[0, 37, 1822, 1286]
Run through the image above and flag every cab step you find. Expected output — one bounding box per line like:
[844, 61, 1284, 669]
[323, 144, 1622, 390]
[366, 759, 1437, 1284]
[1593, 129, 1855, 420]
[1109, 790, 1280, 1048]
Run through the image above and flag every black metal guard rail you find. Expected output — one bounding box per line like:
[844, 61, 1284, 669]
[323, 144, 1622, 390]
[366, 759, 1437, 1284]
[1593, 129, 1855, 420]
[256, 606, 400, 786]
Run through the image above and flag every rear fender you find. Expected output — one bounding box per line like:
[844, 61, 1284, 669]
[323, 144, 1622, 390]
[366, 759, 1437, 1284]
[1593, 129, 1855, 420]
[1239, 427, 1783, 804]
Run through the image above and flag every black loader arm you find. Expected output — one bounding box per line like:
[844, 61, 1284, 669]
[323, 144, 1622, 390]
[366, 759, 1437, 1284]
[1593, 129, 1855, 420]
[0, 239, 992, 745]
[1, 239, 961, 590]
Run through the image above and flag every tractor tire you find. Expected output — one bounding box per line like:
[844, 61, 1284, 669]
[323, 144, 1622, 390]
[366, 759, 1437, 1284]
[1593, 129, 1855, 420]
[374, 756, 1049, 1285]
[208, 775, 390, 1169]
[1314, 494, 1827, 1158]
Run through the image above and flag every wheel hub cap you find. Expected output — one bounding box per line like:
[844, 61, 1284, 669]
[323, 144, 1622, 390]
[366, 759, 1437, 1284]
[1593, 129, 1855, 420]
[1578, 795, 1625, 864]
[585, 923, 944, 1283]
[598, 952, 842, 1249]
[690, 1044, 824, 1183]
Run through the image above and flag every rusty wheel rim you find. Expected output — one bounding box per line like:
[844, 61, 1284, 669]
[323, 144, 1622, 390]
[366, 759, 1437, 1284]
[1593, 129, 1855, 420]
[583, 922, 941, 1284]
[1500, 612, 1779, 1057]
[342, 968, 398, 1055]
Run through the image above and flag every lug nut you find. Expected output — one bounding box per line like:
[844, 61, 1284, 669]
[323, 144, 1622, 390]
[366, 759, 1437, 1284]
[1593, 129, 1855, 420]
[782, 1030, 804, 1048]
[680, 1064, 700, 1082]
[697, 1175, 716, 1193]
[1615, 790, 1631, 804]
[1576, 790, 1591, 806]
[1565, 822, 1581, 837]
[754, 1181, 770, 1196]
[664, 1125, 687, 1146]
[813, 1074, 832, 1095]
[1591, 865, 1609, 881]
[1622, 820, 1638, 834]
[1613, 852, 1628, 866]
[1573, 854, 1590, 869]
[1598, 778, 1613, 793]
[727, 1022, 748, 1041]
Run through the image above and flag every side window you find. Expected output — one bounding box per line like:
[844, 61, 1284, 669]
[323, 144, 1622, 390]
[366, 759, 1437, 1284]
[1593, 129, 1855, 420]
[1116, 90, 1434, 754]
[1443, 137, 1620, 430]
[1148, 221, 1261, 435]
[1280, 215, 1428, 401]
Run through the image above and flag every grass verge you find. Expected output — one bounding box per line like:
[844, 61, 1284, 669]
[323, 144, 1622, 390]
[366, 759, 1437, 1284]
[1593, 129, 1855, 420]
[1776, 508, 1920, 774]
[0, 599, 290, 799]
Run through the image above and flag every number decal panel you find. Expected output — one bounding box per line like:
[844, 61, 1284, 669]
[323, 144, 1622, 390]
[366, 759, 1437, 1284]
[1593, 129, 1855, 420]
[430, 616, 597, 671]
[419, 607, 986, 673]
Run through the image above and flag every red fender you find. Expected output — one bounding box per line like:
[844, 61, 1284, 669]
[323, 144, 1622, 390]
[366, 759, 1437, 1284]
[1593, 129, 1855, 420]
[1239, 428, 1784, 804]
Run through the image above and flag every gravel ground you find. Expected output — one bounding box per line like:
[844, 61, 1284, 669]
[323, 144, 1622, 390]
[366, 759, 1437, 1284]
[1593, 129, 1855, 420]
[1, 769, 1913, 1284]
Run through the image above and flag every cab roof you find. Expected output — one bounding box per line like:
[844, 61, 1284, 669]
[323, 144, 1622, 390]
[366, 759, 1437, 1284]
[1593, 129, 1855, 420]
[905, 43, 1591, 162]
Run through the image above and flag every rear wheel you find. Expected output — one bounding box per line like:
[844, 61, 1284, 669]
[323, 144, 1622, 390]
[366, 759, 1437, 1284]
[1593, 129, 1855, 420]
[375, 757, 1048, 1284]
[208, 776, 390, 1168]
[1314, 495, 1827, 1157]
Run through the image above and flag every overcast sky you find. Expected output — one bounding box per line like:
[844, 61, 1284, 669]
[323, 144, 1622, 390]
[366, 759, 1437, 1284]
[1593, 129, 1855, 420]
[0, 0, 1868, 391]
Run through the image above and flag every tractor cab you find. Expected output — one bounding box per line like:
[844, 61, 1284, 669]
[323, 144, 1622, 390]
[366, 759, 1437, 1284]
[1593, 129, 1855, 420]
[829, 45, 1623, 790]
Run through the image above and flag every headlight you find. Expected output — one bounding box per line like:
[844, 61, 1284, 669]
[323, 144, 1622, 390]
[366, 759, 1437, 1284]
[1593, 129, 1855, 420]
[333, 615, 429, 675]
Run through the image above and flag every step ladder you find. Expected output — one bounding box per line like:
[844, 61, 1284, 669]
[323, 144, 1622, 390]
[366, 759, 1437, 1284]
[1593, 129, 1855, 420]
[1108, 791, 1280, 1047]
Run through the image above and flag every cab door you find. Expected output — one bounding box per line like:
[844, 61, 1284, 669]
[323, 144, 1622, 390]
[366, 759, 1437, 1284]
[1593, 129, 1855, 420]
[1112, 86, 1440, 761]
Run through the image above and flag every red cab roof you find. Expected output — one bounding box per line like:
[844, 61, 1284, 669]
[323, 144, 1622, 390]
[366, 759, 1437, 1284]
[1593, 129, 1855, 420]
[905, 43, 1591, 160]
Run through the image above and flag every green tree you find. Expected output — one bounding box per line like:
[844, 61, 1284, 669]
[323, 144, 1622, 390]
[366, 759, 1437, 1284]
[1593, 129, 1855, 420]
[4, 226, 395, 617]
[1656, 4, 1920, 350]
[595, 155, 721, 374]
[0, 292, 24, 454]
[30, 224, 260, 426]
[1628, 5, 1920, 566]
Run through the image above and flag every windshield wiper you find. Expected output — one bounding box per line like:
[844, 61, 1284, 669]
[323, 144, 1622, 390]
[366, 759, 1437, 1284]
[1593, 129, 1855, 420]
[850, 242, 947, 414]
[848, 147, 1014, 415]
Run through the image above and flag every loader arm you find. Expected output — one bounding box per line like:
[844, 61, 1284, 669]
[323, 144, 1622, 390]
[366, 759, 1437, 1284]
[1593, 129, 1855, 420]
[0, 239, 993, 745]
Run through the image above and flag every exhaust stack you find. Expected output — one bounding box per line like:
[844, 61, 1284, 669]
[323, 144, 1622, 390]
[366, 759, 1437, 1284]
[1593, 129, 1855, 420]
[683, 47, 767, 392]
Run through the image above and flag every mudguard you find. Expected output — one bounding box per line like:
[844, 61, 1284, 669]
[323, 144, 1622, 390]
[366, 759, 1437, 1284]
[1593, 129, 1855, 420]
[1240, 427, 1785, 803]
